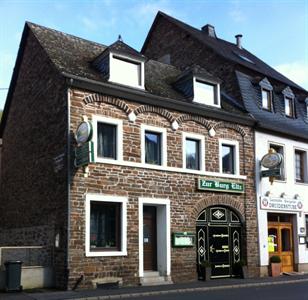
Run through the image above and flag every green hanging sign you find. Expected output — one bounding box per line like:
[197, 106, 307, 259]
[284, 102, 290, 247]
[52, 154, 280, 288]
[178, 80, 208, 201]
[74, 141, 95, 167]
[198, 178, 244, 193]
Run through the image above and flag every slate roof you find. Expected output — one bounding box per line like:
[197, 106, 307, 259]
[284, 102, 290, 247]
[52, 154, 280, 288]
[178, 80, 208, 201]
[27, 22, 246, 113]
[143, 11, 305, 92]
[236, 70, 308, 140]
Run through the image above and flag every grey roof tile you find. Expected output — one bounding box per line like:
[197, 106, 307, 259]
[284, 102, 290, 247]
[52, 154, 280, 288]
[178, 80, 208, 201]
[148, 12, 306, 92]
[236, 70, 308, 140]
[27, 22, 245, 115]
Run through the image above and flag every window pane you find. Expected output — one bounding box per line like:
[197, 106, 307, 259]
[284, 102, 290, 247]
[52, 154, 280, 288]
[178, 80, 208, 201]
[285, 97, 291, 116]
[269, 144, 284, 180]
[194, 80, 216, 105]
[222, 144, 235, 174]
[295, 150, 304, 182]
[305, 215, 308, 248]
[112, 56, 141, 86]
[186, 138, 200, 170]
[90, 202, 120, 250]
[281, 228, 291, 252]
[262, 89, 271, 110]
[268, 228, 278, 252]
[97, 123, 117, 159]
[145, 131, 161, 165]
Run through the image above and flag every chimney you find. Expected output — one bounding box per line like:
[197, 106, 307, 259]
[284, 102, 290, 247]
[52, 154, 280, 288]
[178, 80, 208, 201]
[201, 24, 216, 38]
[235, 34, 243, 49]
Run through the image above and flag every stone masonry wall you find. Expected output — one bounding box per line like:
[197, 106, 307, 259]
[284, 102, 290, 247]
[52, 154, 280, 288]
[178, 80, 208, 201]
[142, 17, 243, 106]
[68, 89, 258, 289]
[0, 31, 68, 288]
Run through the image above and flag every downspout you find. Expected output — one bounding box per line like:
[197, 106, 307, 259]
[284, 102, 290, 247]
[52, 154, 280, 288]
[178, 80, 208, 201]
[66, 87, 71, 289]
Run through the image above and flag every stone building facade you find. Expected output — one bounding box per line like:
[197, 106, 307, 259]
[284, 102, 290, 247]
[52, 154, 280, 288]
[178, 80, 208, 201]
[0, 16, 268, 290]
[141, 12, 308, 277]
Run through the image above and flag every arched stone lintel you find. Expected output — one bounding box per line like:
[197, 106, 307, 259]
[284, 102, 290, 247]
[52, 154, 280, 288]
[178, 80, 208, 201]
[192, 195, 245, 223]
[134, 105, 175, 124]
[83, 94, 132, 115]
[213, 122, 246, 137]
[176, 114, 212, 130]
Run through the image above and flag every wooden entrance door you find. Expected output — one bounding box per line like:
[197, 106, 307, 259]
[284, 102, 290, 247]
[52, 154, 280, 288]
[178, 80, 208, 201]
[208, 226, 230, 278]
[143, 206, 157, 271]
[268, 223, 294, 272]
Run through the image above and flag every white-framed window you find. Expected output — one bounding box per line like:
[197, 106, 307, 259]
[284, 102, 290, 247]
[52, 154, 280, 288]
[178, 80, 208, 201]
[182, 132, 205, 171]
[269, 142, 285, 181]
[109, 53, 144, 89]
[219, 139, 239, 175]
[141, 125, 167, 167]
[294, 148, 308, 183]
[193, 77, 220, 107]
[85, 194, 127, 257]
[92, 115, 123, 163]
[285, 96, 295, 117]
[261, 88, 272, 111]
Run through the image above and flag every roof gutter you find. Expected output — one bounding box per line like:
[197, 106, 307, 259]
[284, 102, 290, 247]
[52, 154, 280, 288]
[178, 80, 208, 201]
[62, 72, 256, 127]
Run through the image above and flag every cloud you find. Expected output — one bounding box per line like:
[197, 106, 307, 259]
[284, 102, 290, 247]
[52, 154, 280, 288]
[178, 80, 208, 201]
[274, 61, 308, 90]
[81, 17, 98, 31]
[229, 1, 246, 23]
[128, 0, 178, 25]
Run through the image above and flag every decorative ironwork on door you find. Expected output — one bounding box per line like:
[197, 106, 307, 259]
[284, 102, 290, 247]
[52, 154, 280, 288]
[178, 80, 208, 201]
[196, 206, 242, 278]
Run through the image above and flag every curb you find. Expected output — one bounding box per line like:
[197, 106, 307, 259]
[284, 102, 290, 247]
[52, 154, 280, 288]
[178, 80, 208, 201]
[71, 277, 308, 300]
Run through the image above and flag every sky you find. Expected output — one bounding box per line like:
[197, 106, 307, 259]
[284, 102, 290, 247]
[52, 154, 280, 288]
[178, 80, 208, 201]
[0, 0, 308, 110]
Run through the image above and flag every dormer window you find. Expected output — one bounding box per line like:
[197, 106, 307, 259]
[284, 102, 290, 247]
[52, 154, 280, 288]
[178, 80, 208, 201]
[193, 77, 220, 107]
[261, 88, 272, 111]
[109, 53, 144, 89]
[285, 96, 294, 117]
[282, 86, 295, 118]
[259, 77, 273, 111]
[92, 39, 145, 90]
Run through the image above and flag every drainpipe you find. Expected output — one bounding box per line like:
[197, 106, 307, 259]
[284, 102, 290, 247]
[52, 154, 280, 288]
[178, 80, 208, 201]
[66, 87, 71, 288]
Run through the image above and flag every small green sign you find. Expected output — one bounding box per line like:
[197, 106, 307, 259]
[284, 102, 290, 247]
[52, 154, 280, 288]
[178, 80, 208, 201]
[172, 232, 195, 248]
[261, 168, 281, 178]
[198, 179, 244, 193]
[75, 141, 94, 167]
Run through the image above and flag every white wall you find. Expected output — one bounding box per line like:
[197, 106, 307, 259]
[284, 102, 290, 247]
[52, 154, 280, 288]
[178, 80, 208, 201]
[255, 131, 308, 266]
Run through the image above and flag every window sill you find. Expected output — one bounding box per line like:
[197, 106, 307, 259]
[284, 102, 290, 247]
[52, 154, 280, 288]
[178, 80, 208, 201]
[86, 250, 127, 257]
[108, 79, 144, 91]
[295, 181, 308, 186]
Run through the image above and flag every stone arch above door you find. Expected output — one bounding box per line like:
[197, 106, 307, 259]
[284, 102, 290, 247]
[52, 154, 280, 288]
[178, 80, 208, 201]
[192, 195, 245, 223]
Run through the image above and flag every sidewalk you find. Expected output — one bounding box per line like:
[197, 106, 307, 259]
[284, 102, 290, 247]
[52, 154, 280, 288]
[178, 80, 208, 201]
[1, 274, 308, 300]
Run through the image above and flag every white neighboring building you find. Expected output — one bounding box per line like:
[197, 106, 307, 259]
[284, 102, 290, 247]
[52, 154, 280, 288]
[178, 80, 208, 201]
[236, 70, 308, 276]
[256, 132, 308, 275]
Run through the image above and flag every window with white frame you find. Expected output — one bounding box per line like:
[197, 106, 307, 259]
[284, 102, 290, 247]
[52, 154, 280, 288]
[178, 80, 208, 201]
[294, 149, 307, 183]
[141, 125, 167, 167]
[285, 96, 294, 117]
[261, 88, 272, 111]
[85, 194, 127, 257]
[92, 116, 123, 162]
[193, 77, 220, 107]
[182, 132, 205, 171]
[269, 143, 285, 180]
[109, 54, 144, 89]
[219, 140, 239, 175]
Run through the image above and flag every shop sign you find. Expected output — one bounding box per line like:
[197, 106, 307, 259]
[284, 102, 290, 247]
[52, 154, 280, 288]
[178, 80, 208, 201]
[198, 179, 244, 194]
[75, 121, 92, 145]
[172, 232, 195, 247]
[261, 168, 281, 178]
[261, 152, 283, 169]
[75, 141, 94, 167]
[260, 196, 303, 212]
